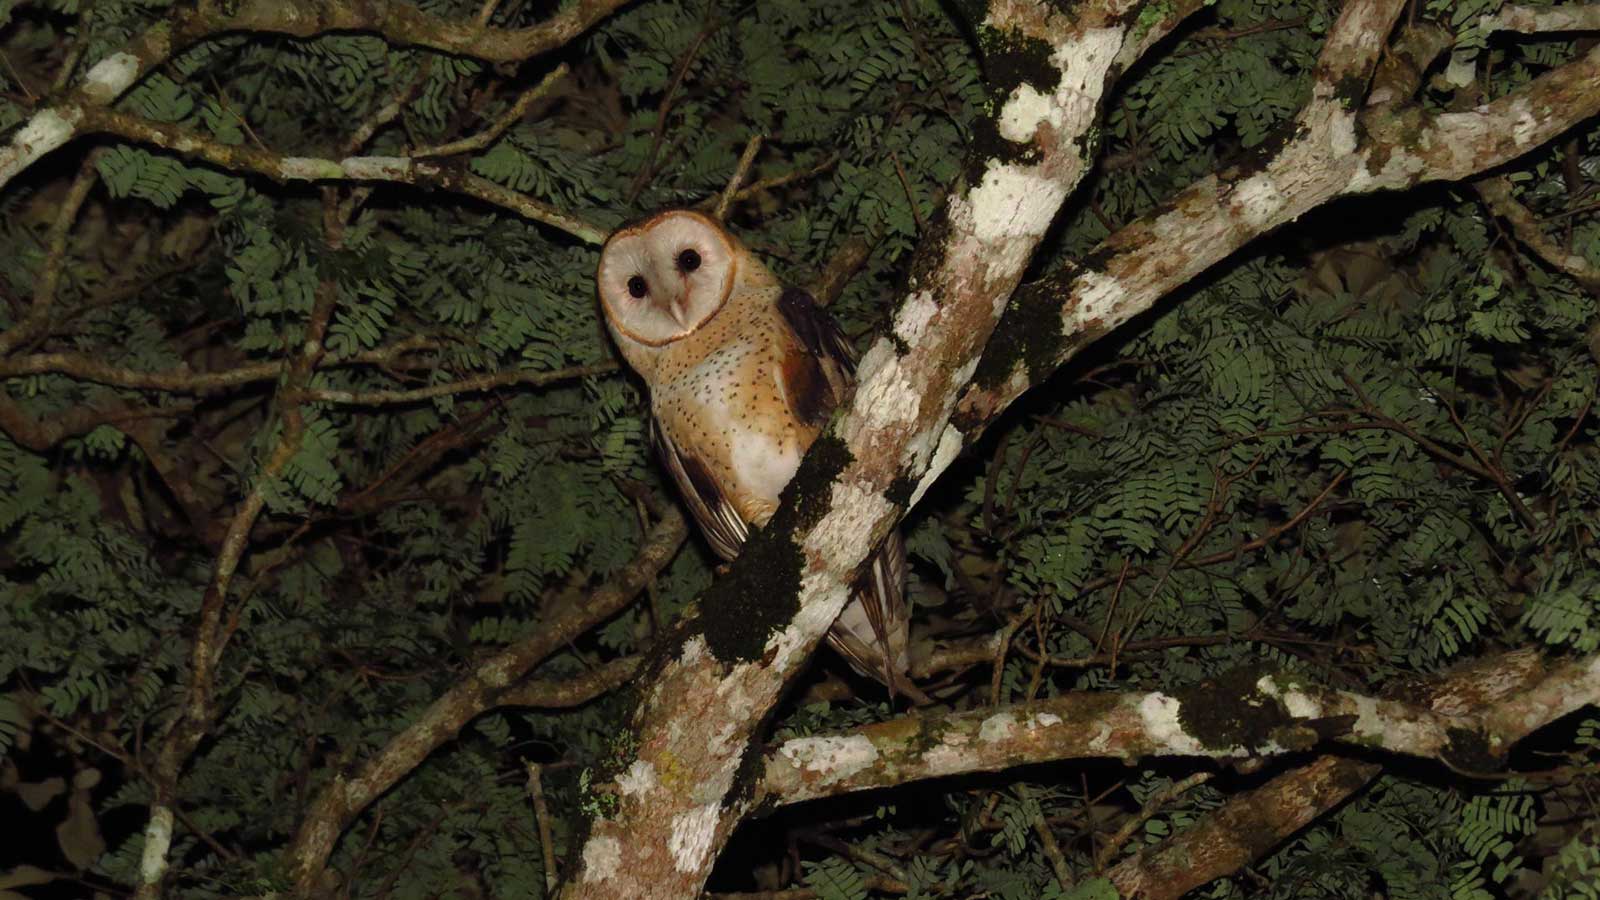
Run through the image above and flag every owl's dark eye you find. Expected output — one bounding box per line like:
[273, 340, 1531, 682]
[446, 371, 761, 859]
[626, 275, 649, 298]
[677, 248, 701, 273]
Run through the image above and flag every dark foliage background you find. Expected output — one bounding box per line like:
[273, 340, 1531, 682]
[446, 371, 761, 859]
[0, 0, 1597, 897]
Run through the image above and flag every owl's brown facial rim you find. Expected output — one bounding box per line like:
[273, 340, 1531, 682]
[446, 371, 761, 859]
[597, 210, 739, 348]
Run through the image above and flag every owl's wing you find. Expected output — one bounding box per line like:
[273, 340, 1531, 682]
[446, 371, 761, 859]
[825, 530, 913, 687]
[650, 417, 747, 562]
[776, 287, 856, 426]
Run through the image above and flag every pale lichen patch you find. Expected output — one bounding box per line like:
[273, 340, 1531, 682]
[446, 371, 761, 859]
[668, 803, 721, 873]
[1088, 721, 1113, 753]
[921, 739, 966, 775]
[805, 482, 897, 571]
[340, 155, 412, 179]
[616, 760, 657, 797]
[582, 835, 622, 883]
[894, 291, 940, 344]
[764, 575, 853, 673]
[1138, 692, 1206, 755]
[680, 635, 709, 667]
[1, 108, 83, 186]
[908, 425, 963, 509]
[1508, 97, 1540, 146]
[1328, 112, 1358, 156]
[477, 653, 518, 689]
[1232, 173, 1286, 232]
[280, 157, 346, 181]
[140, 805, 174, 883]
[997, 82, 1056, 143]
[961, 160, 1070, 246]
[80, 52, 142, 103]
[846, 344, 919, 447]
[778, 735, 879, 785]
[1068, 269, 1129, 331]
[1257, 675, 1320, 719]
[979, 712, 1018, 743]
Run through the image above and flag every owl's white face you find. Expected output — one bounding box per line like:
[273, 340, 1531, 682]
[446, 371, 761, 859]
[598, 210, 738, 348]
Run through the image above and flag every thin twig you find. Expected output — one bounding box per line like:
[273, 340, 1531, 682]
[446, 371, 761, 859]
[305, 362, 617, 405]
[714, 134, 764, 221]
[413, 64, 570, 158]
[1095, 772, 1214, 870]
[525, 762, 559, 894]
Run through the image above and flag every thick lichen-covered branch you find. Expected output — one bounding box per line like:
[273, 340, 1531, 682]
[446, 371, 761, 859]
[756, 653, 1599, 805]
[951, 6, 1600, 443]
[1482, 3, 1600, 33]
[1104, 650, 1554, 899]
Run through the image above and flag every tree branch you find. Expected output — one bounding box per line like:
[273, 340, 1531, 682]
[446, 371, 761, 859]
[757, 651, 1594, 807]
[951, 12, 1600, 449]
[1482, 3, 1600, 34]
[0, 0, 630, 193]
[282, 507, 687, 895]
[1104, 650, 1553, 898]
[1474, 174, 1600, 294]
[68, 105, 606, 243]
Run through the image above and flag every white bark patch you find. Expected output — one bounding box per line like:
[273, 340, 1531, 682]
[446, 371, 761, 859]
[994, 28, 1121, 147]
[680, 635, 709, 667]
[280, 157, 346, 180]
[846, 343, 919, 445]
[979, 712, 1018, 743]
[1349, 144, 1425, 193]
[1232, 173, 1285, 232]
[1328, 113, 1358, 156]
[764, 575, 852, 672]
[0, 107, 83, 187]
[778, 735, 879, 785]
[894, 291, 940, 344]
[908, 425, 963, 509]
[1088, 721, 1113, 753]
[805, 481, 897, 573]
[139, 805, 174, 883]
[1444, 52, 1476, 87]
[997, 82, 1056, 143]
[707, 721, 738, 759]
[478, 654, 518, 689]
[1507, 97, 1540, 146]
[922, 732, 972, 776]
[1257, 676, 1320, 719]
[668, 803, 721, 873]
[1138, 693, 1206, 755]
[962, 160, 1070, 245]
[80, 52, 141, 103]
[616, 760, 657, 797]
[582, 835, 622, 883]
[340, 155, 413, 179]
[1067, 269, 1129, 331]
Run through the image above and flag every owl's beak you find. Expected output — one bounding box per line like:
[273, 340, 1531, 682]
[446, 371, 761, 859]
[668, 293, 692, 328]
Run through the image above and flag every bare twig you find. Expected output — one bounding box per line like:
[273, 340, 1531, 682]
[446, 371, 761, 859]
[413, 64, 570, 158]
[525, 762, 559, 894]
[1095, 772, 1214, 869]
[714, 134, 765, 221]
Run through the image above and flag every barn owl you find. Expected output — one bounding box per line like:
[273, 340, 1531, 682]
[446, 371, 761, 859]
[597, 209, 919, 699]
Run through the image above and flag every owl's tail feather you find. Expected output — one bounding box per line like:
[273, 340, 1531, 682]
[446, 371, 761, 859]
[827, 531, 929, 705]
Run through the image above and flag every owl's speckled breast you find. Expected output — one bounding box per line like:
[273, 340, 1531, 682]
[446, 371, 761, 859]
[651, 288, 816, 525]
